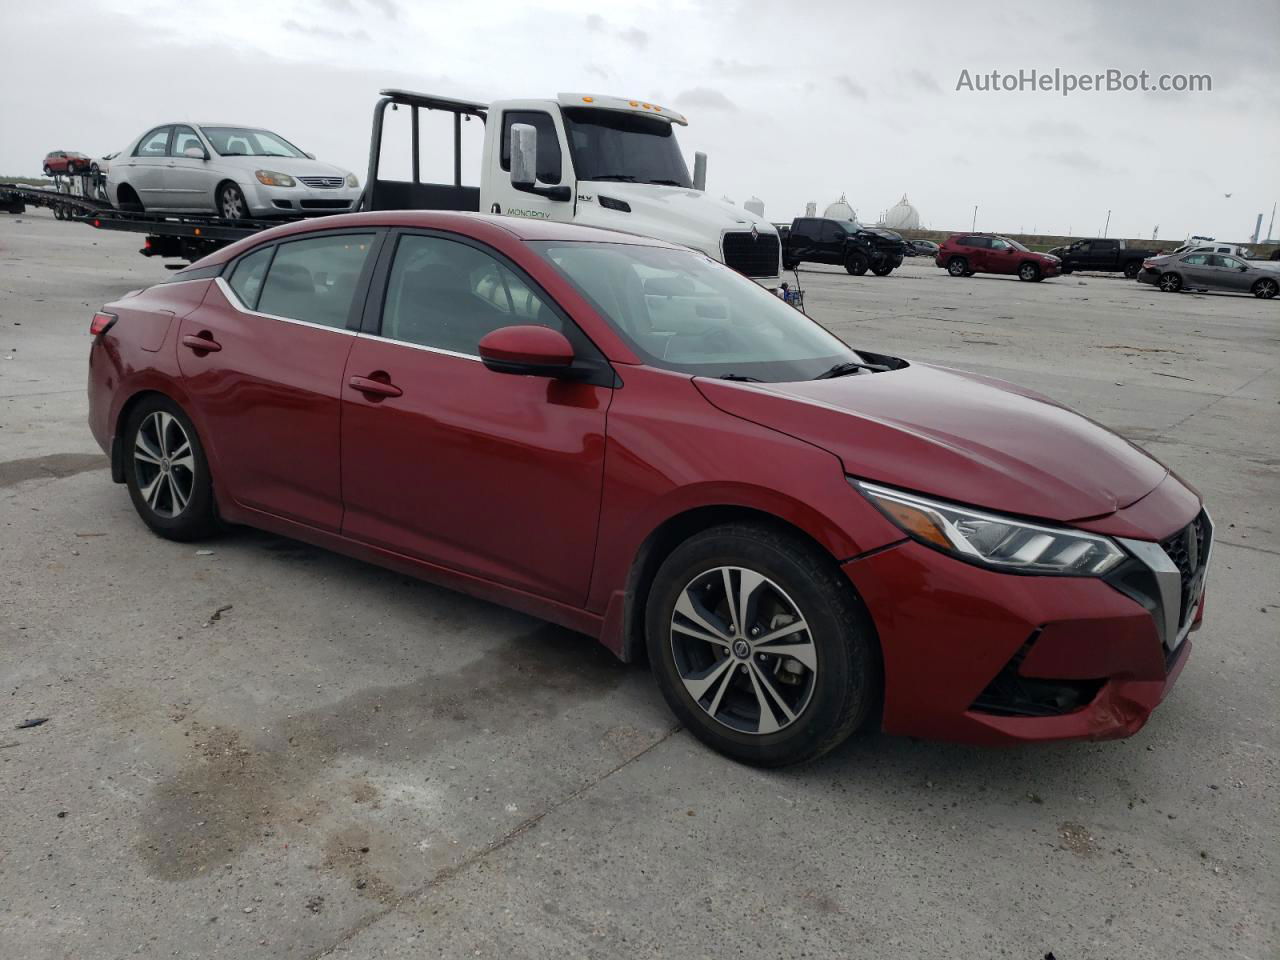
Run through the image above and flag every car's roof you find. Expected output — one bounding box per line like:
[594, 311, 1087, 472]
[199, 211, 682, 266]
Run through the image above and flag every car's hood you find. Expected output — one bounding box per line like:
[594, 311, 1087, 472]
[215, 155, 352, 178]
[695, 362, 1168, 522]
[574, 182, 777, 262]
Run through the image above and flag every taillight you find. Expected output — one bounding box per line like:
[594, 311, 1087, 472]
[90, 311, 117, 337]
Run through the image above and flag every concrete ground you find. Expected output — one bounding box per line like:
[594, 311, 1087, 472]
[1, 209, 1276, 960]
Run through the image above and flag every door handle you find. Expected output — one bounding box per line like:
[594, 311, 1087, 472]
[181, 333, 221, 353]
[348, 374, 402, 399]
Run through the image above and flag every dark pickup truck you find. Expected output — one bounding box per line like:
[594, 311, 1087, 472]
[780, 217, 906, 276]
[1049, 238, 1160, 278]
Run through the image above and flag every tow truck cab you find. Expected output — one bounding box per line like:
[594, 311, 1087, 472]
[365, 89, 783, 286]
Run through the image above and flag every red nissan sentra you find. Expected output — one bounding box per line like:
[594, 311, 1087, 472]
[87, 212, 1210, 766]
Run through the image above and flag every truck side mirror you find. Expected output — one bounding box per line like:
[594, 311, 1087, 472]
[693, 152, 707, 192]
[510, 123, 537, 190]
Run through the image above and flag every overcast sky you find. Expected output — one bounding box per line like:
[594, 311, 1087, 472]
[2, 0, 1276, 241]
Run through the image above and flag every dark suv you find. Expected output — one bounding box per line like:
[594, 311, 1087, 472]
[935, 234, 1061, 282]
[782, 217, 906, 276]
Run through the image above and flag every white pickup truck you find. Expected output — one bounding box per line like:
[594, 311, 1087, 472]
[363, 89, 783, 287]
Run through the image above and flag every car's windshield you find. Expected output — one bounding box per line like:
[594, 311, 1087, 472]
[1000, 237, 1030, 252]
[561, 109, 693, 188]
[534, 242, 862, 381]
[201, 127, 306, 158]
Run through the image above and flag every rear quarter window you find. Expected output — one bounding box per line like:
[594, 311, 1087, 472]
[227, 247, 273, 310]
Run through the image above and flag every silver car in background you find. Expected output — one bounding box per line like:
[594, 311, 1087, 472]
[105, 123, 361, 219]
[1138, 250, 1280, 299]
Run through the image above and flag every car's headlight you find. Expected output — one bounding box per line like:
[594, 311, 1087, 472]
[255, 170, 296, 187]
[346, 173, 359, 188]
[853, 480, 1125, 576]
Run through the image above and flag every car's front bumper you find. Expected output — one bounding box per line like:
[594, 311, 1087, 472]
[842, 485, 1206, 745]
[243, 181, 361, 217]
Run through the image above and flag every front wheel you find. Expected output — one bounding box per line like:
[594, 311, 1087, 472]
[217, 182, 249, 220]
[1158, 272, 1183, 293]
[1253, 277, 1279, 299]
[1018, 262, 1041, 282]
[871, 264, 894, 277]
[844, 252, 869, 276]
[645, 523, 879, 767]
[123, 396, 219, 541]
[947, 256, 969, 277]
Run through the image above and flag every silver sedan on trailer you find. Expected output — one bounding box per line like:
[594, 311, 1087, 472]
[106, 123, 361, 220]
[1138, 250, 1279, 299]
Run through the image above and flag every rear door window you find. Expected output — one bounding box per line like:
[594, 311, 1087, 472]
[256, 234, 375, 329]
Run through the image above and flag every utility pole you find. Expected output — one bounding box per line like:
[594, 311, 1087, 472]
[1103, 209, 1111, 238]
[971, 205, 977, 231]
[1267, 202, 1276, 243]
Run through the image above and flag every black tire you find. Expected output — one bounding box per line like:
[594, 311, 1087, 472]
[217, 182, 248, 220]
[1018, 262, 1040, 282]
[1061, 265, 1073, 275]
[844, 252, 869, 276]
[123, 396, 218, 542]
[1157, 272, 1183, 293]
[947, 256, 969, 277]
[1253, 277, 1279, 300]
[1123, 261, 1141, 279]
[53, 205, 64, 221]
[871, 264, 894, 277]
[645, 522, 879, 767]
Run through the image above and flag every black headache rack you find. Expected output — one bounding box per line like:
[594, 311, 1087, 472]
[365, 89, 487, 213]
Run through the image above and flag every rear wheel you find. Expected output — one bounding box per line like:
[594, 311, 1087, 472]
[123, 396, 218, 541]
[1123, 261, 1141, 279]
[844, 252, 869, 276]
[42, 165, 53, 177]
[1158, 272, 1183, 293]
[645, 523, 879, 767]
[947, 256, 969, 277]
[871, 264, 894, 277]
[1018, 262, 1041, 282]
[116, 183, 143, 212]
[1253, 277, 1278, 299]
[217, 182, 248, 220]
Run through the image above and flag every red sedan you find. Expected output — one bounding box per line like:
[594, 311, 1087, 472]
[87, 212, 1210, 766]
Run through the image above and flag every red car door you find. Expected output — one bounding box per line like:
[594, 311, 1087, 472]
[177, 231, 379, 530]
[339, 231, 612, 606]
[963, 236, 989, 271]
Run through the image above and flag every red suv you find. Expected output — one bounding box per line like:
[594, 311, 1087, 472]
[936, 233, 1061, 281]
[43, 150, 91, 175]
[86, 212, 1208, 766]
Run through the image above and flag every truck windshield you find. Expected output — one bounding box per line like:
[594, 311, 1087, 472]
[561, 109, 693, 188]
[201, 127, 306, 158]
[534, 242, 862, 382]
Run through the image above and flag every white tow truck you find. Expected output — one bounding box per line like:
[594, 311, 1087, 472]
[363, 89, 784, 287]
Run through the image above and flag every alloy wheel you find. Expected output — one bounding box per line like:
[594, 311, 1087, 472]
[669, 566, 817, 735]
[1158, 273, 1181, 292]
[220, 187, 246, 219]
[1255, 278, 1277, 299]
[133, 411, 195, 518]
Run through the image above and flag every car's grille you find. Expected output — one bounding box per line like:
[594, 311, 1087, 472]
[299, 199, 353, 210]
[722, 231, 780, 278]
[298, 176, 345, 189]
[1160, 510, 1211, 630]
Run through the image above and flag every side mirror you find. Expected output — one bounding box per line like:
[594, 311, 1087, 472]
[693, 152, 707, 192]
[1239, 265, 1249, 271]
[479, 325, 575, 378]
[509, 123, 538, 190]
[183, 146, 207, 160]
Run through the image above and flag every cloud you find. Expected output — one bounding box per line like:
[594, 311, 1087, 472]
[712, 58, 764, 77]
[618, 27, 649, 49]
[585, 63, 609, 80]
[835, 75, 867, 99]
[318, 0, 357, 12]
[367, 0, 399, 19]
[282, 19, 370, 42]
[585, 13, 604, 31]
[905, 69, 941, 93]
[675, 87, 738, 112]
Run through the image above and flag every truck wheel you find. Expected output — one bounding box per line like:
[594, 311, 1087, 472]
[947, 256, 969, 277]
[1018, 262, 1040, 282]
[645, 522, 880, 767]
[218, 182, 248, 220]
[1157, 272, 1182, 293]
[871, 265, 894, 277]
[1123, 262, 1141, 279]
[845, 253, 869, 276]
[1252, 277, 1278, 299]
